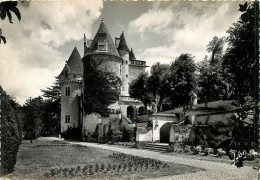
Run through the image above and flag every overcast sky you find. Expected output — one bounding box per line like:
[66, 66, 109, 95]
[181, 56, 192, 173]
[0, 1, 242, 105]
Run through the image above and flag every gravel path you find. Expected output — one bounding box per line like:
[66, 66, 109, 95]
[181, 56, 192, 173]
[42, 137, 258, 180]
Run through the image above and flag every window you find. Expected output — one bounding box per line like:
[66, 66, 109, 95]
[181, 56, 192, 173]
[126, 61, 128, 64]
[98, 41, 107, 51]
[74, 75, 76, 78]
[126, 74, 128, 78]
[65, 115, 70, 123]
[98, 33, 107, 51]
[65, 87, 70, 96]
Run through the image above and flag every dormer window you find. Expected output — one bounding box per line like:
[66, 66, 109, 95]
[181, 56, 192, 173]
[98, 41, 107, 51]
[98, 33, 107, 52]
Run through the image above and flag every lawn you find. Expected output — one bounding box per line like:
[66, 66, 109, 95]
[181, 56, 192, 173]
[6, 139, 205, 180]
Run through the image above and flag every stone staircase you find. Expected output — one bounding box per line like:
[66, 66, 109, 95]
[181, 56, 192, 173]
[143, 143, 169, 152]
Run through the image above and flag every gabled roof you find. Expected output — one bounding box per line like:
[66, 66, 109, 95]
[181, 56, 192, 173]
[59, 47, 83, 76]
[86, 19, 120, 57]
[129, 48, 136, 60]
[118, 32, 130, 52]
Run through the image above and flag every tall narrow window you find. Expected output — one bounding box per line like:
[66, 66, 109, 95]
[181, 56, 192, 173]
[97, 33, 107, 51]
[65, 71, 68, 78]
[65, 87, 70, 96]
[65, 115, 70, 123]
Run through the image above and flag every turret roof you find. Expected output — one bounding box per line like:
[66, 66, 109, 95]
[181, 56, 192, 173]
[129, 48, 136, 60]
[86, 19, 120, 57]
[118, 32, 130, 52]
[59, 47, 83, 77]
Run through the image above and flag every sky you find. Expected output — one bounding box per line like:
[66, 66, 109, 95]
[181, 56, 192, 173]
[0, 1, 242, 105]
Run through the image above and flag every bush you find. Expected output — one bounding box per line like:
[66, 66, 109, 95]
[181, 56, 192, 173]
[1, 86, 22, 174]
[107, 129, 122, 143]
[61, 126, 81, 140]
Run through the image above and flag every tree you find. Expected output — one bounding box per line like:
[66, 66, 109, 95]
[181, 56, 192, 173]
[207, 36, 225, 65]
[22, 97, 44, 143]
[83, 59, 121, 117]
[147, 62, 171, 112]
[41, 78, 61, 135]
[222, 2, 255, 103]
[0, 1, 21, 44]
[221, 2, 259, 152]
[129, 72, 151, 114]
[197, 56, 226, 106]
[0, 85, 22, 174]
[169, 54, 197, 106]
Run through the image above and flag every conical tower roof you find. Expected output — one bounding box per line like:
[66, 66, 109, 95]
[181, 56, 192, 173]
[86, 18, 120, 57]
[129, 48, 136, 60]
[118, 32, 130, 52]
[59, 47, 83, 77]
[67, 47, 83, 74]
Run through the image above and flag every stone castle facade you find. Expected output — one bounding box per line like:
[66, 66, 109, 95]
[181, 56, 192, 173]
[58, 19, 148, 137]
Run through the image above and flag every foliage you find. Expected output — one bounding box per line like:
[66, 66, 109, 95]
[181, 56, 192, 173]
[197, 56, 226, 105]
[107, 129, 123, 143]
[22, 97, 44, 142]
[222, 2, 256, 102]
[61, 126, 82, 140]
[206, 36, 225, 65]
[129, 72, 151, 113]
[0, 85, 22, 174]
[169, 54, 197, 106]
[0, 1, 21, 44]
[147, 62, 171, 112]
[84, 58, 121, 117]
[41, 78, 61, 135]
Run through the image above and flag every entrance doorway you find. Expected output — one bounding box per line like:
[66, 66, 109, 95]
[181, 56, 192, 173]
[160, 122, 171, 143]
[127, 105, 135, 120]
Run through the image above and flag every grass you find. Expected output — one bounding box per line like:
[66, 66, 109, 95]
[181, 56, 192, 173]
[6, 139, 205, 180]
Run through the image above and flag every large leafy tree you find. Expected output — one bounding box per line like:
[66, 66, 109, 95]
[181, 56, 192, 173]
[129, 72, 151, 113]
[0, 85, 22, 173]
[41, 78, 61, 135]
[0, 1, 21, 44]
[207, 36, 225, 65]
[147, 62, 171, 112]
[221, 2, 259, 152]
[84, 59, 121, 117]
[198, 37, 226, 106]
[169, 53, 197, 106]
[222, 2, 255, 103]
[22, 97, 44, 143]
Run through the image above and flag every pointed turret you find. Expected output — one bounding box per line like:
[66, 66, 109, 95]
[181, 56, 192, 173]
[86, 18, 119, 57]
[67, 47, 83, 75]
[129, 48, 136, 60]
[118, 32, 130, 52]
[59, 47, 82, 78]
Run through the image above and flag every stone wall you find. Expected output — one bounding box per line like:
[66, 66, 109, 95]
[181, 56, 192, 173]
[83, 54, 122, 78]
[129, 65, 145, 84]
[60, 81, 81, 132]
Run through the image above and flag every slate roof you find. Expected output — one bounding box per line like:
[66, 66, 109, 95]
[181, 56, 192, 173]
[118, 32, 130, 52]
[86, 19, 120, 57]
[59, 47, 83, 76]
[129, 48, 136, 60]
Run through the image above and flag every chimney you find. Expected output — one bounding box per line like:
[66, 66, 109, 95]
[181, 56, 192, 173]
[115, 37, 120, 48]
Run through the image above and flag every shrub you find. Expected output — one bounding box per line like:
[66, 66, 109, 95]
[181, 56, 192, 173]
[61, 126, 81, 140]
[1, 86, 22, 174]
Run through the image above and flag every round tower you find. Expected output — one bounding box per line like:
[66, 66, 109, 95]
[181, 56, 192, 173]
[118, 32, 130, 96]
[59, 47, 83, 133]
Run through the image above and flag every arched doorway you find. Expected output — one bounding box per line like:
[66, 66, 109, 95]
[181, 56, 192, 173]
[127, 106, 135, 120]
[160, 122, 171, 143]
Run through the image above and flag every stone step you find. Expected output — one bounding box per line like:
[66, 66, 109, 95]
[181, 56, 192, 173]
[143, 143, 169, 152]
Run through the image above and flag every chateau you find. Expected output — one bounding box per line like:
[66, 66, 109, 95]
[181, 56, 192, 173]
[58, 19, 148, 138]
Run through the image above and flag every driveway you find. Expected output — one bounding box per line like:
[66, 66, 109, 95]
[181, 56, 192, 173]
[42, 137, 258, 180]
